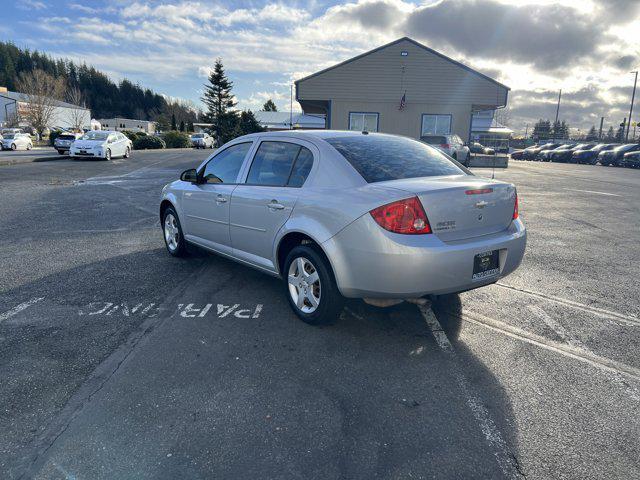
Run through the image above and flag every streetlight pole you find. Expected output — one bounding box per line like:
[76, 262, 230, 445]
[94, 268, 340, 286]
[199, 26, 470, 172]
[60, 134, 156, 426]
[553, 89, 561, 140]
[626, 71, 638, 142]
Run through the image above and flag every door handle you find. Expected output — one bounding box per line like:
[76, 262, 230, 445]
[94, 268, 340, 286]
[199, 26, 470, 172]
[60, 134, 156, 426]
[216, 194, 227, 204]
[267, 200, 285, 210]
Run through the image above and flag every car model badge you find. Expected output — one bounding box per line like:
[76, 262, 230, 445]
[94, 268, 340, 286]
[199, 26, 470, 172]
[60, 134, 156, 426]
[475, 200, 488, 209]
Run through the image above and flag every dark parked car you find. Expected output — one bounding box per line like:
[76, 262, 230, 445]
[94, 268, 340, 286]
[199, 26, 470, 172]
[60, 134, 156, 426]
[622, 150, 640, 168]
[524, 143, 561, 160]
[551, 143, 596, 163]
[538, 143, 574, 161]
[599, 143, 640, 166]
[469, 142, 495, 155]
[572, 143, 619, 164]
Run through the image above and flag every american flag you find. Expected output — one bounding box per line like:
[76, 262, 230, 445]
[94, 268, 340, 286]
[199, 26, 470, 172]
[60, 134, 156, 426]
[399, 91, 406, 110]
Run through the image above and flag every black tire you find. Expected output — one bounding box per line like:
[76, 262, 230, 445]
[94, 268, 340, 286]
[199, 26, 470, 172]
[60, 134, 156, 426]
[10, 143, 16, 151]
[124, 146, 131, 158]
[283, 245, 342, 325]
[104, 148, 111, 161]
[58, 150, 65, 155]
[162, 206, 188, 257]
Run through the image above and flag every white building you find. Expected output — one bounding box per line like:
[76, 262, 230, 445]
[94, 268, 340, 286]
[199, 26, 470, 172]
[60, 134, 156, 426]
[97, 117, 156, 134]
[471, 110, 513, 153]
[0, 88, 91, 131]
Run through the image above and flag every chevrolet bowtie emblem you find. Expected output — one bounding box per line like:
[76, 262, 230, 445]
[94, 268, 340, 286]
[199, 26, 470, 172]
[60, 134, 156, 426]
[475, 201, 488, 209]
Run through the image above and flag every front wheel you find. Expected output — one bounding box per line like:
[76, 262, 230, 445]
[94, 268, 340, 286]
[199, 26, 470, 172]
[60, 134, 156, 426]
[163, 207, 187, 257]
[284, 245, 342, 325]
[10, 143, 16, 151]
[124, 146, 131, 158]
[104, 149, 111, 161]
[26, 143, 32, 150]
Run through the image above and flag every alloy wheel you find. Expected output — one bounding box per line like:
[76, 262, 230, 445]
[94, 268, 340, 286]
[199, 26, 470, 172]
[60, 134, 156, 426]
[164, 213, 179, 251]
[288, 257, 321, 313]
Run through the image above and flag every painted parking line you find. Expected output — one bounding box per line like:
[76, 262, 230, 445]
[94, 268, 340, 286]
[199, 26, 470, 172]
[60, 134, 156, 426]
[0, 297, 44, 323]
[565, 188, 621, 197]
[416, 301, 523, 479]
[495, 283, 640, 326]
[456, 308, 640, 383]
[78, 301, 263, 319]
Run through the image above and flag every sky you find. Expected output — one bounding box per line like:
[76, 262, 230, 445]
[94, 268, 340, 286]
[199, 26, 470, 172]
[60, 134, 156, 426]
[3, 0, 640, 135]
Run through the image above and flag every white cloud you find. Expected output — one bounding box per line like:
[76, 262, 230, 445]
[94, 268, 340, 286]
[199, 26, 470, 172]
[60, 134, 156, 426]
[18, 0, 47, 10]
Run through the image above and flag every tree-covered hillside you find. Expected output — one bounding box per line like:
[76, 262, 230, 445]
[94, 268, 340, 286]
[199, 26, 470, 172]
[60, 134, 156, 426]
[0, 41, 195, 123]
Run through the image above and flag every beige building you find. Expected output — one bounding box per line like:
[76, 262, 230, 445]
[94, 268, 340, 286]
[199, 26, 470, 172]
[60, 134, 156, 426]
[295, 37, 509, 141]
[97, 117, 156, 134]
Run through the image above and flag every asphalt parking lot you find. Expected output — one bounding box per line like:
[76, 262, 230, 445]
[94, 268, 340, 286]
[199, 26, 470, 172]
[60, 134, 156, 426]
[1, 150, 639, 479]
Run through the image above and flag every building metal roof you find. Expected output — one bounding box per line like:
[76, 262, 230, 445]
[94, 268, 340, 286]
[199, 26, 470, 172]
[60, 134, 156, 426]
[0, 90, 90, 111]
[254, 111, 326, 129]
[295, 37, 509, 92]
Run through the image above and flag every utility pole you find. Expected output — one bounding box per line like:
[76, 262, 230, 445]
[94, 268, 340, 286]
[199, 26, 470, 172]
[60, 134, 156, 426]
[598, 116, 604, 140]
[627, 71, 637, 142]
[553, 89, 562, 140]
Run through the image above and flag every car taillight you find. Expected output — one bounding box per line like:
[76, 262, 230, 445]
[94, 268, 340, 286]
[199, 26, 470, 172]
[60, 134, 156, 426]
[370, 197, 431, 234]
[513, 192, 519, 220]
[440, 143, 450, 149]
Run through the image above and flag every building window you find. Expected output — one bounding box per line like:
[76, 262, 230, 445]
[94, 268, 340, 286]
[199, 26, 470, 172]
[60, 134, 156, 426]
[349, 112, 379, 132]
[421, 114, 452, 136]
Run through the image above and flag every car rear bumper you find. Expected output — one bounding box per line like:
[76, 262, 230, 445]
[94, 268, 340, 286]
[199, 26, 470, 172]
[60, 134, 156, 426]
[322, 215, 526, 299]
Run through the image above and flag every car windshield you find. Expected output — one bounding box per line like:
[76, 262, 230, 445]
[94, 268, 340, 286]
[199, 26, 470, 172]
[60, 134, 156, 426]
[4, 134, 14, 139]
[81, 132, 109, 141]
[325, 134, 467, 183]
[616, 143, 639, 152]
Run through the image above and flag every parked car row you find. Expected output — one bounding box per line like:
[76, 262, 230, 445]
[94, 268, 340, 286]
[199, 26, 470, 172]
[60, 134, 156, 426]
[512, 142, 640, 167]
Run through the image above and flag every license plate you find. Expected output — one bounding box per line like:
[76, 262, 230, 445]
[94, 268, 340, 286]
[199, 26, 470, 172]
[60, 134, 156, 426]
[472, 250, 500, 279]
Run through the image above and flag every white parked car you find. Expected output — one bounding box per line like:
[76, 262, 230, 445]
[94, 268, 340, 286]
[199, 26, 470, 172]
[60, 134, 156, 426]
[1, 133, 33, 151]
[191, 133, 214, 149]
[420, 134, 470, 165]
[70, 131, 132, 160]
[54, 132, 83, 155]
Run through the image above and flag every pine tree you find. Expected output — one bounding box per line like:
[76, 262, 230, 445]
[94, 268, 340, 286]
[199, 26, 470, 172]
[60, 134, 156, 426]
[201, 58, 237, 142]
[586, 126, 598, 141]
[187, 120, 194, 132]
[604, 126, 616, 142]
[262, 99, 277, 111]
[171, 113, 177, 131]
[179, 120, 185, 132]
[532, 119, 551, 140]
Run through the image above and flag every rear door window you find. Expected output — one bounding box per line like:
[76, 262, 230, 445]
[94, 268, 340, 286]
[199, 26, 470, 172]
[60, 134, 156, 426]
[246, 141, 314, 187]
[326, 134, 466, 183]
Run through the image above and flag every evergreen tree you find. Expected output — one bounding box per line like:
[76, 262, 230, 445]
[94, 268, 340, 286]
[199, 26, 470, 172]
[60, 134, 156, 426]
[179, 120, 185, 132]
[232, 110, 265, 139]
[604, 126, 616, 142]
[262, 99, 278, 111]
[532, 119, 551, 140]
[171, 113, 177, 131]
[615, 122, 625, 142]
[201, 58, 237, 142]
[187, 120, 194, 132]
[586, 126, 598, 141]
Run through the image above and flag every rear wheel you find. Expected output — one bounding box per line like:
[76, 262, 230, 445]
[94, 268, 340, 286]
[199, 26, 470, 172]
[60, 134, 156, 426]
[26, 143, 32, 150]
[284, 245, 342, 325]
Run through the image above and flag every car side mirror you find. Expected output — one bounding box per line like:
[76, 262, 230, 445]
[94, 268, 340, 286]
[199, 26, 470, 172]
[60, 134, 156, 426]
[180, 168, 199, 183]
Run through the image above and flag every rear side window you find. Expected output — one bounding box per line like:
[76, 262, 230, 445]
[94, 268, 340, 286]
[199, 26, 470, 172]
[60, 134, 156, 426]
[326, 135, 466, 183]
[246, 141, 313, 187]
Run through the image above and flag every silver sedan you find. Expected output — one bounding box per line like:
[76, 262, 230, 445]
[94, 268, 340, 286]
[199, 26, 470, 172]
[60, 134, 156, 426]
[160, 130, 526, 324]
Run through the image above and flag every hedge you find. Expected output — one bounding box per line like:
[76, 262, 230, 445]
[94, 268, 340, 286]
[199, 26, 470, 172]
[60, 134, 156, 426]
[161, 131, 191, 149]
[133, 135, 166, 150]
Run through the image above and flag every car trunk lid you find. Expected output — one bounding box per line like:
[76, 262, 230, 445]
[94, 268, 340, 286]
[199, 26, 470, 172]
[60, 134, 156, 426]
[379, 176, 516, 241]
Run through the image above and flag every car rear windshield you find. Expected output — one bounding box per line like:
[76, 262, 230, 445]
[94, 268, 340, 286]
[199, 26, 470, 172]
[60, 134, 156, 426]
[59, 135, 76, 140]
[325, 134, 466, 183]
[420, 135, 447, 145]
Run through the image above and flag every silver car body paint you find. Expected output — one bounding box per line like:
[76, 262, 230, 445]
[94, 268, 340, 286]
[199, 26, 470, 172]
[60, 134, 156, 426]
[161, 130, 526, 299]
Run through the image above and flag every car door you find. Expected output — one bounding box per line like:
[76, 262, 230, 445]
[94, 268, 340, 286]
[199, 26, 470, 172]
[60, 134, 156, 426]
[181, 141, 253, 254]
[230, 139, 315, 271]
